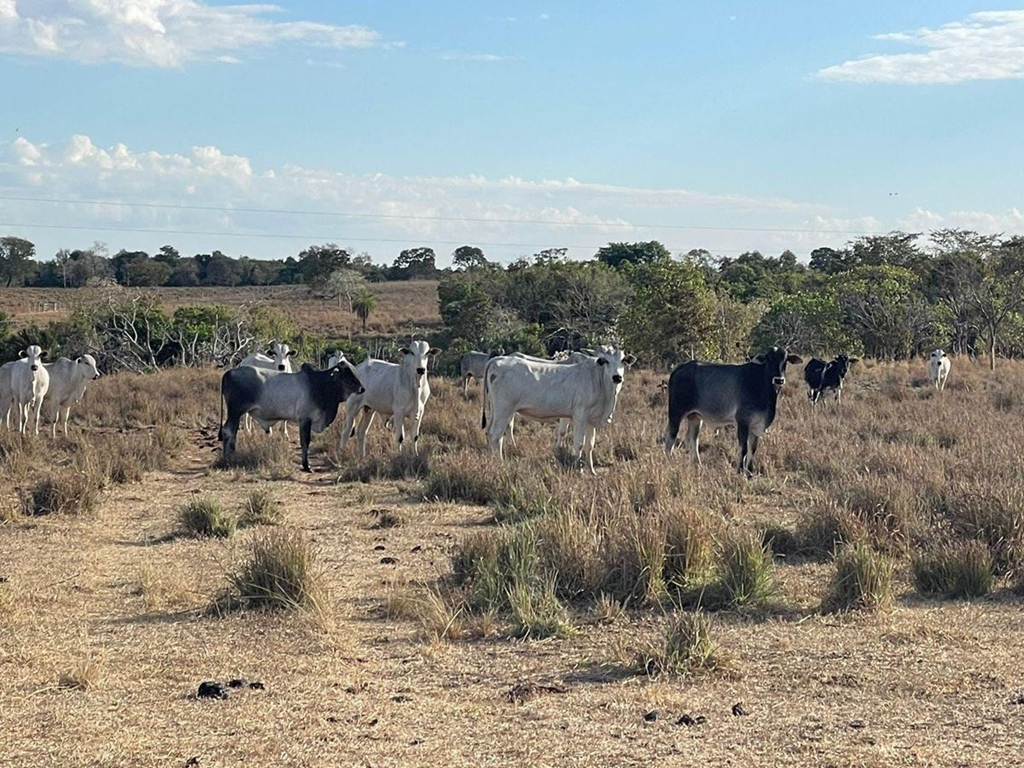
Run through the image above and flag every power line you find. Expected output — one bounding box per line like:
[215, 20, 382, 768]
[0, 193, 878, 236]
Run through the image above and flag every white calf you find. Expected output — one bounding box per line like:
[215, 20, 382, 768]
[43, 354, 101, 437]
[238, 342, 296, 435]
[12, 345, 50, 435]
[338, 341, 440, 456]
[928, 349, 951, 391]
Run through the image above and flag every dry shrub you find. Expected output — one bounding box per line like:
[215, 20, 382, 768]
[912, 541, 994, 599]
[594, 593, 625, 624]
[934, 483, 1024, 576]
[228, 529, 328, 612]
[636, 610, 722, 678]
[424, 453, 555, 522]
[822, 543, 893, 613]
[385, 583, 464, 641]
[507, 577, 573, 639]
[22, 471, 99, 517]
[369, 508, 405, 529]
[794, 501, 867, 560]
[58, 656, 104, 691]
[177, 497, 235, 538]
[240, 489, 284, 527]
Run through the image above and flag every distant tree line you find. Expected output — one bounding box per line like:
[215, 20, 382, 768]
[435, 231, 1024, 370]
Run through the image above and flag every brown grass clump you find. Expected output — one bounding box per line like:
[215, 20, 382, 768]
[213, 434, 294, 478]
[22, 471, 99, 517]
[228, 529, 328, 613]
[385, 583, 465, 641]
[239, 489, 284, 527]
[635, 610, 722, 678]
[822, 543, 894, 613]
[58, 656, 104, 692]
[707, 529, 779, 610]
[912, 541, 994, 599]
[177, 497, 236, 538]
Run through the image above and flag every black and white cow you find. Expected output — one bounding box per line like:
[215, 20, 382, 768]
[664, 346, 802, 476]
[219, 362, 363, 472]
[804, 354, 858, 404]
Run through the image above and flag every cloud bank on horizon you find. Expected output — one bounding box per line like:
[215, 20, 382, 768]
[816, 10, 1024, 84]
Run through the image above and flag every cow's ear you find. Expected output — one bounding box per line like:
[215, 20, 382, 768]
[428, 347, 441, 356]
[287, 349, 297, 357]
[596, 357, 608, 366]
[19, 349, 26, 358]
[581, 348, 594, 356]
[751, 354, 766, 364]
[787, 354, 803, 365]
[40, 350, 48, 359]
[623, 354, 637, 367]
[399, 347, 410, 355]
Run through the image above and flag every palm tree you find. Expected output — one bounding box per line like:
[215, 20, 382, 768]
[352, 290, 377, 331]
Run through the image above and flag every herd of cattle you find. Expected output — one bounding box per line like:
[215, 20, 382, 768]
[0, 340, 954, 476]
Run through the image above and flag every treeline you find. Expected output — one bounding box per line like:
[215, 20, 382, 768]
[436, 231, 1024, 369]
[0, 240, 443, 289]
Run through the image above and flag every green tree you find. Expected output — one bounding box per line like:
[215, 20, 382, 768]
[0, 236, 36, 287]
[352, 290, 377, 332]
[596, 241, 670, 270]
[298, 244, 351, 290]
[390, 247, 437, 280]
[752, 291, 860, 357]
[619, 258, 715, 366]
[839, 265, 931, 359]
[451, 245, 491, 271]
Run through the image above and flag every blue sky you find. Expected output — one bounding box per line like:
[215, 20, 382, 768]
[1, 1, 1023, 267]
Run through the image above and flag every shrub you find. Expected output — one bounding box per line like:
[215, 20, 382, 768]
[228, 529, 326, 611]
[912, 541, 994, 599]
[177, 498, 235, 538]
[636, 610, 721, 678]
[822, 543, 893, 612]
[23, 472, 99, 517]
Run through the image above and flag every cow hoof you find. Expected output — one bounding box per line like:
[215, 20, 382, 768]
[301, 466, 313, 474]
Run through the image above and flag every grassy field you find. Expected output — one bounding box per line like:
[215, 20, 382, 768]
[2, 355, 1024, 766]
[0, 281, 442, 336]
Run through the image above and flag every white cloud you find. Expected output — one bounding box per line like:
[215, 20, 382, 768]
[0, 1, 382, 67]
[5, 134, 1019, 265]
[816, 10, 1024, 84]
[439, 51, 513, 62]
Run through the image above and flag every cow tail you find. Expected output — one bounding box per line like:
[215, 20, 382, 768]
[480, 365, 489, 430]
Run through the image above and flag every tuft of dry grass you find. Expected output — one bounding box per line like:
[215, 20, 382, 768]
[912, 540, 994, 599]
[22, 471, 100, 517]
[822, 543, 894, 613]
[58, 656, 104, 692]
[227, 529, 328, 613]
[635, 610, 722, 678]
[386, 582, 465, 641]
[177, 497, 236, 538]
[239, 489, 284, 527]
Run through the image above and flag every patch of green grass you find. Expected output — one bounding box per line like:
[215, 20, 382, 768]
[177, 497, 235, 538]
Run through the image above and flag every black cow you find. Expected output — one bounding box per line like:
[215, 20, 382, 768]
[664, 346, 802, 476]
[804, 354, 858, 404]
[219, 362, 363, 472]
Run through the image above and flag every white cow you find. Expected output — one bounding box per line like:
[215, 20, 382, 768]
[42, 354, 100, 437]
[0, 360, 19, 428]
[482, 346, 635, 474]
[11, 345, 50, 435]
[928, 349, 951, 391]
[338, 340, 440, 457]
[238, 342, 296, 435]
[499, 350, 593, 446]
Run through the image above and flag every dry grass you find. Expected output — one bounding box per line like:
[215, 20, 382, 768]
[177, 497, 236, 538]
[226, 528, 328, 613]
[4, 356, 1024, 765]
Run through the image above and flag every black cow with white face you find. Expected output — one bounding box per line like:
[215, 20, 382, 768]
[219, 362, 363, 472]
[664, 346, 802, 476]
[804, 354, 858, 404]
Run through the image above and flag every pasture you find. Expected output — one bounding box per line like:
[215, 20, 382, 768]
[2, 355, 1024, 766]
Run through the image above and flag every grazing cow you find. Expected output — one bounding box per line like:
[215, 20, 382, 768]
[338, 340, 441, 457]
[664, 346, 802, 476]
[11, 345, 50, 435]
[929, 349, 951, 391]
[804, 354, 858, 404]
[238, 342, 297, 435]
[482, 346, 635, 474]
[219, 362, 364, 472]
[459, 349, 504, 396]
[42, 354, 101, 437]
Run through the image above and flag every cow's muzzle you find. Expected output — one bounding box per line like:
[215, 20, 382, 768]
[772, 376, 785, 387]
[612, 374, 623, 384]
[277, 365, 286, 371]
[30, 365, 38, 371]
[416, 367, 426, 376]
[357, 386, 365, 394]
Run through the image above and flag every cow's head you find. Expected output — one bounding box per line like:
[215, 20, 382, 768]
[594, 347, 637, 388]
[20, 345, 46, 372]
[830, 354, 859, 379]
[329, 360, 365, 397]
[488, 348, 505, 358]
[930, 349, 947, 360]
[326, 351, 346, 370]
[268, 342, 297, 371]
[400, 340, 441, 378]
[77, 354, 100, 379]
[753, 346, 802, 390]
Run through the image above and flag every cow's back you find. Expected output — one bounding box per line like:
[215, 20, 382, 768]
[460, 351, 490, 379]
[488, 357, 601, 421]
[669, 361, 763, 424]
[355, 359, 404, 411]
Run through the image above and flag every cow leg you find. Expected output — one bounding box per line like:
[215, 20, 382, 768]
[219, 406, 243, 459]
[410, 412, 426, 455]
[737, 421, 753, 477]
[486, 410, 513, 460]
[281, 420, 290, 438]
[338, 397, 361, 452]
[664, 405, 684, 455]
[556, 418, 571, 448]
[299, 419, 313, 473]
[685, 416, 703, 467]
[393, 409, 408, 453]
[462, 373, 471, 397]
[582, 425, 597, 475]
[507, 415, 516, 447]
[571, 417, 588, 472]
[355, 408, 376, 458]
